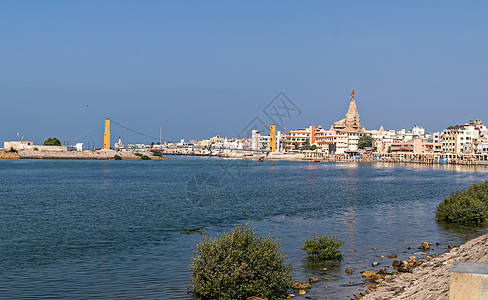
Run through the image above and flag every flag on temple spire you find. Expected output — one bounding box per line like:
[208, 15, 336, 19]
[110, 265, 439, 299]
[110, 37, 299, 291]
[350, 88, 355, 97]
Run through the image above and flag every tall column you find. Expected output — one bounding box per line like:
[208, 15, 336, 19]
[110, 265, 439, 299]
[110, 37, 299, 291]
[104, 118, 111, 150]
[270, 124, 276, 152]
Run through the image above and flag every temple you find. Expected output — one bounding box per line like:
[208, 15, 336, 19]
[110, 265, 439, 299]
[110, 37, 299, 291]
[332, 93, 362, 131]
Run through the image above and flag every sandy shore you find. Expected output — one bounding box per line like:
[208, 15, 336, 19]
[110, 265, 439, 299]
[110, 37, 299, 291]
[360, 233, 488, 300]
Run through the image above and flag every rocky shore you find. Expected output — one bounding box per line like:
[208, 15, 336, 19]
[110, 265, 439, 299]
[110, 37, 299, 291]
[358, 233, 488, 300]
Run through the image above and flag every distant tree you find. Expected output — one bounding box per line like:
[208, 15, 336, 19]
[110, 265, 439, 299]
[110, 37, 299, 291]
[294, 142, 299, 150]
[311, 144, 318, 151]
[387, 145, 392, 153]
[301, 140, 311, 150]
[150, 142, 155, 147]
[43, 138, 61, 146]
[358, 135, 373, 149]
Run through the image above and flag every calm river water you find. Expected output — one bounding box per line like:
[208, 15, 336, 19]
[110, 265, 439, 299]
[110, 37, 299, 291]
[1, 157, 487, 299]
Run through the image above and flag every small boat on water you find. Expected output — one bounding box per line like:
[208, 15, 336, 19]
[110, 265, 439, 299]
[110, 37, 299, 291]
[313, 160, 320, 162]
[258, 157, 265, 162]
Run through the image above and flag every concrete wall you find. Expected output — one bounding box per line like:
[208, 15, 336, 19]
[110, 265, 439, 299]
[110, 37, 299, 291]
[450, 261, 488, 300]
[3, 141, 68, 152]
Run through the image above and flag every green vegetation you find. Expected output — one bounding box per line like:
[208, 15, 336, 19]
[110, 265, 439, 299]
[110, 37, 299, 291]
[113, 154, 122, 160]
[150, 150, 163, 157]
[301, 140, 311, 150]
[358, 135, 373, 149]
[43, 137, 61, 146]
[190, 224, 293, 300]
[178, 227, 206, 235]
[311, 144, 317, 151]
[301, 234, 344, 261]
[8, 147, 18, 153]
[435, 180, 488, 224]
[134, 152, 143, 157]
[33, 147, 38, 151]
[140, 155, 151, 160]
[294, 142, 299, 150]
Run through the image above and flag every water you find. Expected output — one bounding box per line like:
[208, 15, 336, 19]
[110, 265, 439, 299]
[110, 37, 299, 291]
[1, 157, 487, 299]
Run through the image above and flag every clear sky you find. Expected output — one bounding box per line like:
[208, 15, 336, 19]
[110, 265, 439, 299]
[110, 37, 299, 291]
[1, 1, 487, 146]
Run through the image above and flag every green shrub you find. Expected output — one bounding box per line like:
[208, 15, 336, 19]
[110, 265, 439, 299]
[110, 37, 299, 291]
[134, 152, 143, 157]
[151, 150, 163, 157]
[435, 181, 488, 224]
[190, 224, 293, 300]
[113, 154, 122, 160]
[8, 147, 18, 153]
[301, 234, 344, 261]
[43, 137, 61, 146]
[140, 155, 151, 160]
[33, 147, 38, 151]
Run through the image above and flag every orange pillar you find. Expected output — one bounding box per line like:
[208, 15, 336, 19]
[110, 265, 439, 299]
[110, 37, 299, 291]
[270, 124, 276, 152]
[104, 119, 111, 150]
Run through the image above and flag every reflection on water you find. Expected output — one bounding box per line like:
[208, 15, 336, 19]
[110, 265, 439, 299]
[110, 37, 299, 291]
[0, 158, 487, 299]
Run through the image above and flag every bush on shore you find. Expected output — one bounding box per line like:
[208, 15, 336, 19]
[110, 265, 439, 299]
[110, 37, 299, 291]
[113, 154, 122, 160]
[301, 234, 344, 261]
[435, 180, 488, 224]
[140, 155, 151, 160]
[43, 137, 61, 146]
[190, 224, 293, 300]
[150, 150, 163, 157]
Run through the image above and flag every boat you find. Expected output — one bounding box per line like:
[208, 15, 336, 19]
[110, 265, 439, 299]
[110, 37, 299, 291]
[258, 157, 264, 162]
[313, 160, 320, 162]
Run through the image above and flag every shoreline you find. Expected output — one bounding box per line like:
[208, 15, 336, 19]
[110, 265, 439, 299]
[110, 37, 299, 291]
[357, 233, 488, 300]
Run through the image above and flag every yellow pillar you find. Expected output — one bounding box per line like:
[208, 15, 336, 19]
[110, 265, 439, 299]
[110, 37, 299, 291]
[104, 118, 111, 150]
[270, 124, 276, 152]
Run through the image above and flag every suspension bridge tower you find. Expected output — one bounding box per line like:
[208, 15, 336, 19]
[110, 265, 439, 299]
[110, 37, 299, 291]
[104, 118, 111, 150]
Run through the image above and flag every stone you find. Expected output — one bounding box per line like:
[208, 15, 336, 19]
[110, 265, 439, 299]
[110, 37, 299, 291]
[448, 244, 454, 249]
[309, 277, 319, 283]
[420, 242, 431, 250]
[345, 268, 354, 274]
[362, 270, 377, 278]
[322, 267, 327, 270]
[323, 277, 330, 280]
[291, 281, 311, 290]
[372, 261, 379, 267]
[387, 254, 397, 258]
[323, 285, 328, 288]
[392, 260, 401, 268]
[299, 289, 306, 296]
[287, 294, 295, 299]
[373, 248, 377, 250]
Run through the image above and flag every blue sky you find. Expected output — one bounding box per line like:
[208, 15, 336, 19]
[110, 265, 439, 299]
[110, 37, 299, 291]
[1, 1, 487, 145]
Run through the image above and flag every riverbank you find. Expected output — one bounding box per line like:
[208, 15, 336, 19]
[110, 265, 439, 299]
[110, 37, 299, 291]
[360, 233, 488, 300]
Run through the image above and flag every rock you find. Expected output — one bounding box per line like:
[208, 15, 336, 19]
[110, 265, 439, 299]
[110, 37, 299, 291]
[387, 254, 397, 258]
[323, 277, 330, 280]
[372, 261, 379, 267]
[291, 281, 311, 290]
[420, 242, 431, 250]
[287, 294, 295, 299]
[380, 255, 384, 258]
[323, 285, 328, 288]
[345, 268, 354, 274]
[354, 249, 357, 252]
[308, 277, 319, 283]
[392, 260, 401, 268]
[246, 297, 266, 300]
[448, 244, 454, 249]
[362, 270, 377, 278]
[322, 267, 327, 270]
[299, 289, 306, 296]
[373, 248, 377, 250]
[376, 255, 382, 257]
